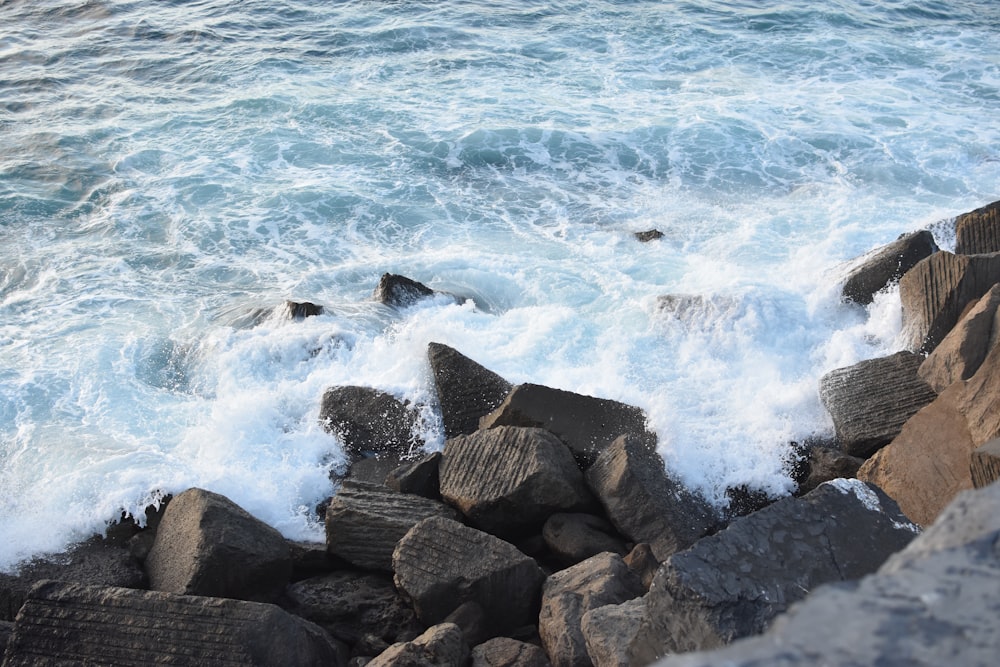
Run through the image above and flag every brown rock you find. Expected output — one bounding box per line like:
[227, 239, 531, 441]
[374, 273, 436, 308]
[366, 623, 469, 667]
[841, 230, 939, 305]
[581, 597, 653, 667]
[428, 342, 512, 438]
[970, 438, 1000, 489]
[796, 446, 865, 495]
[955, 199, 1000, 255]
[623, 543, 659, 591]
[542, 513, 627, 567]
[959, 338, 1000, 445]
[472, 637, 551, 667]
[918, 282, 1000, 391]
[385, 451, 443, 499]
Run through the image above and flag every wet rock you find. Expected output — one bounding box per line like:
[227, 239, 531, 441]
[899, 250, 1000, 352]
[346, 454, 408, 486]
[479, 384, 651, 467]
[287, 540, 341, 581]
[970, 438, 1000, 489]
[639, 480, 919, 658]
[841, 230, 939, 305]
[3, 580, 343, 667]
[374, 273, 458, 309]
[319, 385, 424, 460]
[385, 451, 443, 499]
[428, 342, 512, 438]
[439, 426, 595, 537]
[145, 487, 292, 603]
[818, 351, 937, 458]
[585, 434, 719, 562]
[471, 637, 551, 667]
[281, 300, 324, 319]
[325, 480, 459, 572]
[581, 597, 653, 667]
[723, 485, 776, 518]
[538, 552, 645, 667]
[796, 446, 864, 496]
[368, 623, 469, 667]
[542, 513, 627, 567]
[623, 543, 659, 591]
[634, 229, 664, 242]
[954, 199, 1000, 255]
[918, 282, 1000, 391]
[392, 516, 546, 636]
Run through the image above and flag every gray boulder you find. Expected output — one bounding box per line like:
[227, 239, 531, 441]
[472, 637, 551, 667]
[818, 351, 938, 458]
[428, 342, 512, 438]
[368, 623, 469, 667]
[385, 451, 443, 499]
[955, 199, 1000, 255]
[841, 230, 939, 305]
[319, 385, 424, 460]
[796, 446, 864, 495]
[145, 488, 292, 603]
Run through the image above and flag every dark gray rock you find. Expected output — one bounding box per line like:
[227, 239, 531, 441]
[392, 516, 546, 636]
[651, 479, 1000, 667]
[385, 451, 442, 499]
[471, 637, 551, 667]
[428, 342, 512, 438]
[281, 300, 324, 319]
[440, 426, 595, 537]
[368, 623, 469, 667]
[479, 384, 651, 467]
[841, 230, 939, 305]
[287, 540, 341, 581]
[639, 479, 920, 659]
[3, 580, 344, 667]
[955, 199, 1000, 255]
[374, 274, 458, 309]
[319, 386, 424, 460]
[145, 487, 292, 603]
[818, 351, 938, 458]
[538, 552, 645, 667]
[585, 434, 719, 562]
[970, 437, 1000, 489]
[542, 513, 627, 567]
[346, 454, 408, 486]
[325, 480, 459, 572]
[796, 446, 865, 496]
[635, 229, 664, 242]
[581, 597, 654, 667]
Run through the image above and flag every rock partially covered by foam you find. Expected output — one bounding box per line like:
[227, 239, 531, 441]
[428, 342, 512, 438]
[374, 273, 459, 309]
[841, 229, 938, 305]
[319, 385, 424, 460]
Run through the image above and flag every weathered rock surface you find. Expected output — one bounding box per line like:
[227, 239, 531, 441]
[651, 479, 1000, 667]
[635, 229, 664, 242]
[479, 384, 651, 466]
[385, 451, 443, 499]
[856, 369, 988, 526]
[796, 445, 865, 495]
[954, 199, 1000, 255]
[319, 385, 423, 460]
[374, 273, 459, 309]
[899, 250, 1000, 352]
[656, 295, 742, 324]
[581, 597, 653, 667]
[960, 333, 1000, 445]
[0, 538, 146, 622]
[841, 229, 939, 305]
[970, 437, 1000, 489]
[428, 342, 512, 438]
[918, 282, 1000, 391]
[368, 623, 469, 667]
[440, 426, 594, 537]
[281, 300, 324, 319]
[3, 580, 343, 667]
[325, 480, 459, 571]
[538, 552, 645, 667]
[542, 513, 627, 567]
[639, 480, 919, 659]
[471, 637, 552, 667]
[585, 435, 718, 562]
[145, 487, 292, 603]
[393, 516, 546, 636]
[283, 570, 423, 653]
[818, 351, 937, 458]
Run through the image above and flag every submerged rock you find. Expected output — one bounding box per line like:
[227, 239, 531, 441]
[634, 229, 664, 242]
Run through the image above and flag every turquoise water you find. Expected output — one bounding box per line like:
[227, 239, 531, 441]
[1, 0, 998, 570]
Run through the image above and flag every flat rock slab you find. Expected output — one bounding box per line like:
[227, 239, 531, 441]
[440, 426, 594, 537]
[3, 580, 342, 667]
[841, 229, 938, 305]
[479, 383, 651, 466]
[325, 480, 459, 571]
[585, 435, 719, 562]
[955, 198, 1000, 255]
[640, 480, 919, 657]
[319, 385, 424, 460]
[918, 282, 1000, 391]
[393, 516, 546, 636]
[428, 342, 512, 438]
[818, 351, 937, 458]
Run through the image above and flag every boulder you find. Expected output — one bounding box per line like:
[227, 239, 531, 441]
[954, 199, 1000, 255]
[0, 538, 146, 622]
[959, 333, 1000, 445]
[345, 454, 407, 485]
[374, 273, 458, 309]
[439, 426, 595, 537]
[319, 385, 424, 460]
[623, 543, 660, 591]
[325, 480, 459, 572]
[392, 516, 546, 636]
[841, 229, 939, 305]
[367, 623, 469, 667]
[283, 570, 424, 652]
[899, 250, 1000, 352]
[918, 282, 1000, 391]
[287, 540, 342, 581]
[585, 435, 719, 562]
[581, 597, 654, 667]
[479, 384, 651, 467]
[385, 451, 443, 499]
[3, 580, 343, 667]
[538, 552, 645, 667]
[280, 300, 324, 319]
[970, 438, 1000, 489]
[639, 480, 919, 658]
[818, 351, 937, 458]
[145, 487, 292, 603]
[856, 373, 986, 527]
[471, 637, 551, 667]
[634, 229, 664, 242]
[542, 513, 627, 567]
[0, 619, 12, 653]
[795, 446, 865, 495]
[428, 342, 512, 438]
[650, 479, 1000, 667]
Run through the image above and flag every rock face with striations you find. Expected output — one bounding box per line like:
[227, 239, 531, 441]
[581, 597, 653, 667]
[319, 385, 423, 460]
[325, 480, 459, 572]
[367, 622, 469, 667]
[479, 383, 651, 467]
[428, 342, 512, 438]
[3, 580, 342, 667]
[439, 426, 595, 537]
[638, 479, 919, 660]
[392, 516, 546, 637]
[841, 229, 939, 305]
[918, 282, 1000, 391]
[954, 199, 1000, 255]
[818, 351, 937, 458]
[585, 434, 719, 562]
[145, 488, 292, 603]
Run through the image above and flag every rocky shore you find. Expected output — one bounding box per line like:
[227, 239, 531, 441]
[3, 201, 1000, 666]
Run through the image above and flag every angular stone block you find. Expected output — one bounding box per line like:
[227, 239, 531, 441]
[542, 513, 627, 567]
[581, 597, 653, 667]
[841, 229, 938, 305]
[368, 623, 469, 667]
[428, 342, 512, 438]
[471, 637, 551, 667]
[374, 273, 435, 307]
[385, 451, 443, 499]
[955, 199, 1000, 255]
[918, 282, 1000, 391]
[970, 438, 1000, 489]
[319, 385, 423, 460]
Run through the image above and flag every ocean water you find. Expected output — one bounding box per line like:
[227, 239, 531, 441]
[1, 0, 998, 571]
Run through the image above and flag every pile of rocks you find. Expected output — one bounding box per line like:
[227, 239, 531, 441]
[3, 202, 1000, 666]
